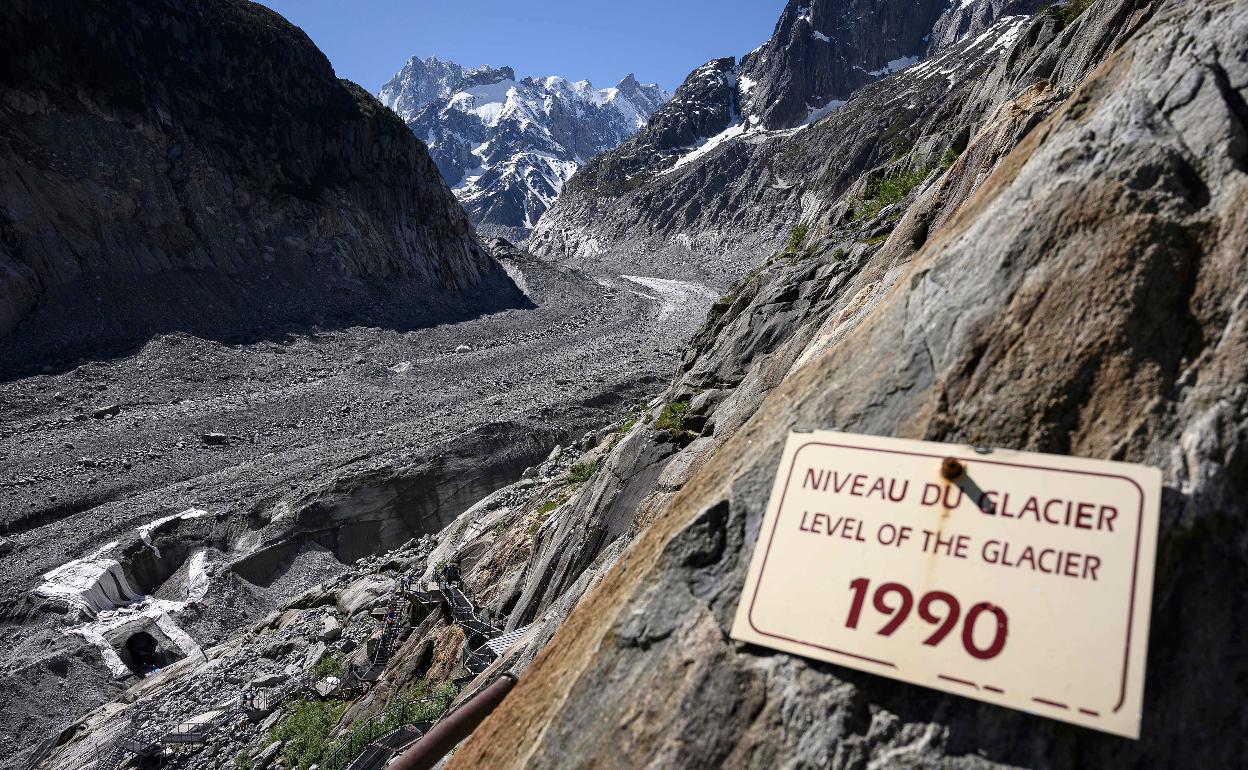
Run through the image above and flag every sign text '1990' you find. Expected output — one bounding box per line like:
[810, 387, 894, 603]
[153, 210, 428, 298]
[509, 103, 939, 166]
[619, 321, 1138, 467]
[844, 578, 1008, 659]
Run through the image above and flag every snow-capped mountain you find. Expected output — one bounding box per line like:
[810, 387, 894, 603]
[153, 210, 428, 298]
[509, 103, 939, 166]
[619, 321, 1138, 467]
[378, 56, 669, 239]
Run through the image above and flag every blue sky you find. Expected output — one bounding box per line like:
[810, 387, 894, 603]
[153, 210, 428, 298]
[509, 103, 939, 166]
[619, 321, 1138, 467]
[257, 0, 786, 94]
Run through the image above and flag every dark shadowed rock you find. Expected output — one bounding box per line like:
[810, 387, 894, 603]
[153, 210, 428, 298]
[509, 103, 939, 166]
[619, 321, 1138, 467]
[739, 0, 950, 130]
[0, 0, 523, 378]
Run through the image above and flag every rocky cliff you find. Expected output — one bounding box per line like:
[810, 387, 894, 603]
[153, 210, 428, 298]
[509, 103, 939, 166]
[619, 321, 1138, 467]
[737, 0, 950, 130]
[529, 1, 1037, 286]
[0, 0, 521, 378]
[927, 0, 1046, 54]
[378, 57, 668, 241]
[376, 56, 512, 123]
[447, 0, 1248, 767]
[18, 0, 1248, 768]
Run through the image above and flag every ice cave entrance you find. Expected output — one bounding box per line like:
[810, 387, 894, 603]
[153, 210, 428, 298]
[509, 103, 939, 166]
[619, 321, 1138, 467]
[121, 630, 182, 677]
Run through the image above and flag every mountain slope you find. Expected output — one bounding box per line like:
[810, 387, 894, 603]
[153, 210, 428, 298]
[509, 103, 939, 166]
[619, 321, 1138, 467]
[530, 0, 1039, 286]
[378, 58, 668, 240]
[737, 0, 950, 130]
[0, 0, 524, 379]
[450, 0, 1248, 766]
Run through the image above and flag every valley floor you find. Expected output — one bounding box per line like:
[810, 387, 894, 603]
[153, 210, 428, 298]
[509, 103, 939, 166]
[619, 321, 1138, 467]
[0, 252, 716, 768]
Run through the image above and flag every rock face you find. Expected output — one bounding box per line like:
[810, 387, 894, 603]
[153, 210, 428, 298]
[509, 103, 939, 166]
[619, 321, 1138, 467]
[447, 0, 1248, 768]
[528, 0, 1005, 286]
[376, 56, 512, 123]
[562, 57, 741, 197]
[529, 9, 1035, 286]
[0, 0, 521, 378]
[738, 0, 950, 130]
[926, 0, 1046, 54]
[378, 58, 668, 240]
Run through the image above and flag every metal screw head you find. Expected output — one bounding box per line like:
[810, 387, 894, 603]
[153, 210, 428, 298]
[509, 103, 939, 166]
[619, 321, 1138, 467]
[941, 457, 965, 481]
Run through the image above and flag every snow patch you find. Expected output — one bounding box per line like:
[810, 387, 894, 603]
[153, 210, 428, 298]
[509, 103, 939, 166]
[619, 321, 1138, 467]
[620, 276, 719, 323]
[34, 542, 143, 615]
[71, 598, 203, 679]
[864, 55, 920, 77]
[186, 550, 210, 601]
[662, 121, 748, 175]
[804, 99, 846, 126]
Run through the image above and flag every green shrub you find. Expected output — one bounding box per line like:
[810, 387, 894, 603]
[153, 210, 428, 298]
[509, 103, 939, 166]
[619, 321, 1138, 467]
[569, 461, 596, 484]
[270, 699, 346, 770]
[853, 164, 935, 221]
[1058, 0, 1093, 23]
[831, 248, 847, 261]
[322, 681, 457, 770]
[536, 494, 569, 516]
[786, 223, 810, 254]
[656, 400, 691, 433]
[234, 751, 254, 770]
[313, 654, 343, 679]
[617, 416, 638, 434]
[385, 679, 457, 724]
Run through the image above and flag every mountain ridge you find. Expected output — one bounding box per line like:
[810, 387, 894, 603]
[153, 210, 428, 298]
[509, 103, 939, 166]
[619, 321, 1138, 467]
[378, 56, 669, 240]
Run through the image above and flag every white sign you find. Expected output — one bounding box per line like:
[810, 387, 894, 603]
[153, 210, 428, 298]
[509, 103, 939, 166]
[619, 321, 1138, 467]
[731, 431, 1161, 738]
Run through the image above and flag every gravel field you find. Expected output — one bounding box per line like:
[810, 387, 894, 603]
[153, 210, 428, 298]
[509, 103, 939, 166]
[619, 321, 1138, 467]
[0, 247, 717, 767]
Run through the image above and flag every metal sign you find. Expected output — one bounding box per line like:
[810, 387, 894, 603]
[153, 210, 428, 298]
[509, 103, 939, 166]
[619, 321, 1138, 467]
[731, 431, 1161, 738]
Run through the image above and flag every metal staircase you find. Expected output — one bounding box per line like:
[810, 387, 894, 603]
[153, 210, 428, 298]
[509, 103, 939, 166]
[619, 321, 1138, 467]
[434, 570, 508, 677]
[243, 670, 314, 713]
[320, 694, 443, 770]
[360, 582, 410, 682]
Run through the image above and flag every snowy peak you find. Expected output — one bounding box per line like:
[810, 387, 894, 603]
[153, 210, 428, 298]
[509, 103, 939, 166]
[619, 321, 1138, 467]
[378, 56, 516, 122]
[564, 57, 741, 195]
[380, 55, 669, 239]
[559, 0, 1020, 195]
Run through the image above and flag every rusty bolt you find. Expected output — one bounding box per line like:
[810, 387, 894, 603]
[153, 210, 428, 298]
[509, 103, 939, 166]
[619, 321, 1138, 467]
[941, 457, 965, 481]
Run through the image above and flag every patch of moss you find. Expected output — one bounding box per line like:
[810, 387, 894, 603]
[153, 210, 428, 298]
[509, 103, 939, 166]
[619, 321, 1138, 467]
[786, 223, 810, 254]
[529, 494, 569, 538]
[569, 461, 597, 484]
[536, 495, 569, 517]
[656, 400, 691, 432]
[313, 654, 343, 679]
[270, 699, 347, 770]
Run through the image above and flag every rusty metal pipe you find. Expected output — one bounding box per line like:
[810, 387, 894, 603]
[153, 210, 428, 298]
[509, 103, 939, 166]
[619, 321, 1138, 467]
[388, 673, 517, 770]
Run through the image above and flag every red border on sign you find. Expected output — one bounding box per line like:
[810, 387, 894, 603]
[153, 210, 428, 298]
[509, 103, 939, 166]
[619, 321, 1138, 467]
[746, 441, 1146, 714]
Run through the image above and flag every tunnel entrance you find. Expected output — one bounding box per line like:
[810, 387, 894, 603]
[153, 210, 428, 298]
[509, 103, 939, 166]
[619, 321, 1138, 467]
[121, 631, 182, 677]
